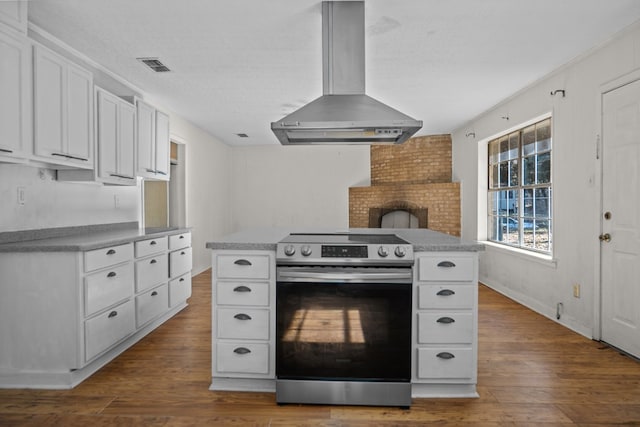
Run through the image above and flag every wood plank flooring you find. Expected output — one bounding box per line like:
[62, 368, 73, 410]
[2, 269, 640, 426]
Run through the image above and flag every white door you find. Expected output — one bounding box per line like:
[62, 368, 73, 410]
[601, 78, 640, 358]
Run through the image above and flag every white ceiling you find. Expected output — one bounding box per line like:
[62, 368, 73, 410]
[27, 0, 640, 146]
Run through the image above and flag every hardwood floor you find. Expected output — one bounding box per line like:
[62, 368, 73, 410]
[2, 269, 640, 426]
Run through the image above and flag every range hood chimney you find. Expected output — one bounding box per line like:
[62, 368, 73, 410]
[271, 1, 422, 145]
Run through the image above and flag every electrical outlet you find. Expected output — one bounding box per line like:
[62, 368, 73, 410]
[17, 187, 26, 205]
[573, 283, 580, 298]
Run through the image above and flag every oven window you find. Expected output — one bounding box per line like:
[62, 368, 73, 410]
[276, 282, 412, 381]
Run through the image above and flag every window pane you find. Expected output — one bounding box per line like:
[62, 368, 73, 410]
[499, 162, 510, 187]
[534, 187, 551, 218]
[508, 132, 519, 160]
[523, 189, 533, 217]
[536, 119, 551, 152]
[509, 159, 519, 186]
[522, 125, 536, 156]
[499, 136, 509, 161]
[536, 152, 551, 184]
[489, 191, 499, 215]
[523, 156, 535, 185]
[489, 140, 500, 164]
[489, 164, 498, 189]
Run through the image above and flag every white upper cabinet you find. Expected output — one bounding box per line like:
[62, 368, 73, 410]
[96, 88, 136, 185]
[33, 44, 93, 169]
[0, 30, 31, 163]
[0, 1, 27, 34]
[135, 99, 170, 181]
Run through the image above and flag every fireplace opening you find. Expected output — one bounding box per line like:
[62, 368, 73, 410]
[368, 204, 427, 229]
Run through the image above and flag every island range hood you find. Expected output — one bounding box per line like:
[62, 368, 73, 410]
[271, 1, 422, 145]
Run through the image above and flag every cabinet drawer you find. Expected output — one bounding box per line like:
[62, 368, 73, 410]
[217, 308, 269, 340]
[216, 254, 270, 280]
[169, 273, 192, 307]
[418, 285, 475, 310]
[135, 236, 168, 258]
[418, 312, 474, 344]
[170, 247, 192, 278]
[217, 281, 269, 306]
[136, 284, 169, 327]
[85, 299, 135, 361]
[85, 243, 133, 272]
[417, 347, 474, 380]
[417, 255, 475, 282]
[169, 232, 191, 250]
[216, 342, 269, 375]
[85, 262, 134, 316]
[135, 253, 168, 292]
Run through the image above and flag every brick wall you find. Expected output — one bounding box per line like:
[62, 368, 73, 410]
[349, 134, 461, 236]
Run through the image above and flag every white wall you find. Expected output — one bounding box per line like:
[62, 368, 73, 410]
[0, 164, 140, 231]
[452, 21, 640, 337]
[161, 111, 233, 275]
[231, 145, 370, 230]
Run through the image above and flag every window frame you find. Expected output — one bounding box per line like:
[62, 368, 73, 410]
[486, 117, 553, 255]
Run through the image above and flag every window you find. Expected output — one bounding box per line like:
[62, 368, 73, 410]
[487, 118, 552, 253]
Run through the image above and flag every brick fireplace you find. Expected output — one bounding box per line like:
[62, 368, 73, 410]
[349, 135, 461, 236]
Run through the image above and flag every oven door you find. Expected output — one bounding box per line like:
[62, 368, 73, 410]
[276, 267, 412, 384]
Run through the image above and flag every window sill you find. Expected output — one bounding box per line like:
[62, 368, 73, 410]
[482, 241, 558, 268]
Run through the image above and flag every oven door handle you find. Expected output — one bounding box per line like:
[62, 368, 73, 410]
[277, 270, 413, 283]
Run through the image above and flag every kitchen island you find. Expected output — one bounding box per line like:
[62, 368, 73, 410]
[207, 227, 483, 400]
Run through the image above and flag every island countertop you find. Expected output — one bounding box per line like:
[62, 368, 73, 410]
[206, 227, 484, 252]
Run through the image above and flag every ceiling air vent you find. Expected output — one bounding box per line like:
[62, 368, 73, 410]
[137, 57, 170, 72]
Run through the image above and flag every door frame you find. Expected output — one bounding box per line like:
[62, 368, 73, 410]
[594, 68, 640, 341]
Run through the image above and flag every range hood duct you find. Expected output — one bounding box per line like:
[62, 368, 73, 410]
[271, 1, 422, 145]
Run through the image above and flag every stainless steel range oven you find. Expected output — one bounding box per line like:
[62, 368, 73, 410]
[275, 233, 414, 407]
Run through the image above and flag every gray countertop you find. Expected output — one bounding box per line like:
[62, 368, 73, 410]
[0, 223, 191, 252]
[206, 227, 484, 252]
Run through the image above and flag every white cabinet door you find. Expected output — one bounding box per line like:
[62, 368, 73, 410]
[155, 110, 170, 178]
[97, 90, 118, 178]
[0, 30, 30, 162]
[119, 101, 136, 180]
[34, 45, 65, 159]
[96, 88, 136, 185]
[136, 100, 156, 177]
[66, 65, 93, 162]
[33, 44, 93, 169]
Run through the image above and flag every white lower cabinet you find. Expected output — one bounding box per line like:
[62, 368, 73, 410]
[211, 250, 275, 387]
[136, 283, 169, 328]
[0, 230, 192, 389]
[85, 299, 136, 361]
[412, 252, 479, 397]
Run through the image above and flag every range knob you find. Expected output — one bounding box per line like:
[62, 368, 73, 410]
[284, 244, 296, 256]
[378, 246, 389, 257]
[394, 246, 407, 258]
[301, 245, 312, 256]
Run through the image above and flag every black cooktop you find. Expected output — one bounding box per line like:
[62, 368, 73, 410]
[281, 233, 409, 245]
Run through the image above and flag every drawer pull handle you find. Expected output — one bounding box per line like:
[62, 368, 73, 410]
[108, 310, 118, 318]
[150, 259, 157, 264]
[234, 259, 252, 266]
[233, 347, 251, 355]
[234, 313, 252, 321]
[150, 241, 157, 245]
[179, 235, 185, 239]
[233, 285, 252, 293]
[436, 289, 455, 296]
[107, 249, 116, 255]
[436, 352, 455, 360]
[151, 291, 158, 296]
[107, 271, 117, 278]
[179, 278, 185, 282]
[181, 251, 186, 255]
[437, 261, 456, 268]
[437, 316, 455, 324]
